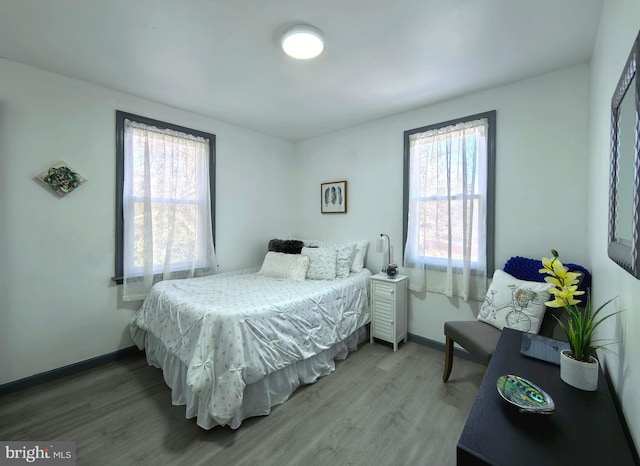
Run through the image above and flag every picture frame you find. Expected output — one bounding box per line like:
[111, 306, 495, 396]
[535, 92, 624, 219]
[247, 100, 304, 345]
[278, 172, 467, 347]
[321, 180, 347, 214]
[36, 161, 86, 197]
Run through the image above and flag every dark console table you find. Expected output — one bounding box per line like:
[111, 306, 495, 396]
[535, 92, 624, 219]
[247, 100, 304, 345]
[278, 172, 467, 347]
[457, 328, 637, 465]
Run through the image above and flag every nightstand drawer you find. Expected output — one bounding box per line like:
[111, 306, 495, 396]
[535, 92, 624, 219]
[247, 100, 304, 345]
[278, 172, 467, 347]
[372, 281, 396, 299]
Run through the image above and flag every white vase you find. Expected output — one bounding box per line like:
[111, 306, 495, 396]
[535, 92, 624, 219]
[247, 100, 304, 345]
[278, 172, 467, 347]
[559, 350, 599, 391]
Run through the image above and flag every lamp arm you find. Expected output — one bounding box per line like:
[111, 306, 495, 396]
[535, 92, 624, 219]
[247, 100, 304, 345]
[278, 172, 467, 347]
[379, 233, 391, 266]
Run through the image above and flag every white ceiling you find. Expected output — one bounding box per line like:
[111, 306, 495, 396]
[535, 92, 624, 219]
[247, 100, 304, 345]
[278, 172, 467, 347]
[0, 0, 603, 141]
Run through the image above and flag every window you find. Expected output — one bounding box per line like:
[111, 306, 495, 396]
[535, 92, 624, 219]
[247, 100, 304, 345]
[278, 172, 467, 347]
[115, 111, 216, 300]
[403, 111, 495, 300]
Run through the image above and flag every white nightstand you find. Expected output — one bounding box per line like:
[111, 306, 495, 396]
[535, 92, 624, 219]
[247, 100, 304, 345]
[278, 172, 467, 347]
[370, 273, 408, 351]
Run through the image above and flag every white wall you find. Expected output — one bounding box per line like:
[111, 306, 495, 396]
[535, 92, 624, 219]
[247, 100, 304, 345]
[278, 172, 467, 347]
[0, 59, 295, 385]
[587, 0, 640, 449]
[294, 64, 590, 342]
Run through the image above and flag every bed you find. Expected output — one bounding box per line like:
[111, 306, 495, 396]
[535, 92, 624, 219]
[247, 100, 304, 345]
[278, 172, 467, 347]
[130, 254, 371, 429]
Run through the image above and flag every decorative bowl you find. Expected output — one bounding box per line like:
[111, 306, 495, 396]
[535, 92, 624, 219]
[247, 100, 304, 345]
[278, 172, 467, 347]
[496, 374, 555, 414]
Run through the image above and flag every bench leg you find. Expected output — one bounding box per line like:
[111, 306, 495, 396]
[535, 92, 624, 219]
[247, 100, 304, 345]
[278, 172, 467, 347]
[442, 336, 454, 382]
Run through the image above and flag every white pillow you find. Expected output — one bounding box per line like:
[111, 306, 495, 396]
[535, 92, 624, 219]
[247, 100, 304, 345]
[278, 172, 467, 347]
[257, 251, 309, 282]
[477, 270, 551, 334]
[335, 243, 357, 278]
[350, 240, 369, 272]
[302, 247, 337, 280]
[289, 237, 367, 273]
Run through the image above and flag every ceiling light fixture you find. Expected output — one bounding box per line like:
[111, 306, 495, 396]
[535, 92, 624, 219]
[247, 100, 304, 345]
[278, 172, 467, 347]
[280, 24, 325, 60]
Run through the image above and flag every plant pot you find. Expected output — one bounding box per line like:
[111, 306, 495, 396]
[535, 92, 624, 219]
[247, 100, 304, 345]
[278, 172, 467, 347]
[559, 350, 599, 391]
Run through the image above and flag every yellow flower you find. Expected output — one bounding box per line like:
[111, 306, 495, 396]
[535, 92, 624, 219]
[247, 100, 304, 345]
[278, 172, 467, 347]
[562, 271, 581, 286]
[542, 251, 584, 306]
[544, 276, 563, 287]
[544, 296, 566, 308]
[551, 259, 568, 277]
[554, 267, 580, 284]
[540, 257, 580, 286]
[548, 285, 584, 306]
[539, 256, 555, 275]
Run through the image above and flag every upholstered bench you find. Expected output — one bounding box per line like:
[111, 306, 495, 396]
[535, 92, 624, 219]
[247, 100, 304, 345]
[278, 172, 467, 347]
[442, 256, 589, 382]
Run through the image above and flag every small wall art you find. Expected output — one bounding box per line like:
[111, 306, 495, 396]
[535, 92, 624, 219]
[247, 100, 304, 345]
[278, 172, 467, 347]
[36, 161, 86, 197]
[321, 180, 347, 214]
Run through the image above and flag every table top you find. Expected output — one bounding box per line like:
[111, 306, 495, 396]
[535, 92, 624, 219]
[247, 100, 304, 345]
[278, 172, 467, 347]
[370, 273, 407, 283]
[457, 328, 637, 466]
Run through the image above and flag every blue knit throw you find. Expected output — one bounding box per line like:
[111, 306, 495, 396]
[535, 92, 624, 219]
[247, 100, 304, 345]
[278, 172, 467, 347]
[503, 256, 591, 296]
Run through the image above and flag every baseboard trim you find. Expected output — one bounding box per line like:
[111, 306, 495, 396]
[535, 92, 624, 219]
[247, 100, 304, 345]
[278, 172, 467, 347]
[407, 333, 478, 363]
[0, 346, 140, 396]
[2, 335, 475, 395]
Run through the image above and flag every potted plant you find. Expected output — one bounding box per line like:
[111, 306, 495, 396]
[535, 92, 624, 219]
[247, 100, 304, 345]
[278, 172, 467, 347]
[539, 250, 619, 391]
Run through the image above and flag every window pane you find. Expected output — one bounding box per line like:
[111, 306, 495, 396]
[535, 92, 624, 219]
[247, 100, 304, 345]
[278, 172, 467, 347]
[130, 132, 200, 201]
[131, 201, 202, 271]
[417, 198, 480, 263]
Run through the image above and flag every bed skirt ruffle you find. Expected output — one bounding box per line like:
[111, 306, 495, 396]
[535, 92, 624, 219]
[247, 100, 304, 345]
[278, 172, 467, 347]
[142, 325, 367, 429]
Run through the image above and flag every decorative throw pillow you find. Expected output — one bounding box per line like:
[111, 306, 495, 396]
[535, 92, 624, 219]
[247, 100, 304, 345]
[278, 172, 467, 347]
[350, 240, 369, 272]
[289, 237, 368, 273]
[335, 243, 357, 278]
[257, 251, 309, 281]
[477, 270, 551, 334]
[302, 247, 337, 280]
[268, 239, 304, 254]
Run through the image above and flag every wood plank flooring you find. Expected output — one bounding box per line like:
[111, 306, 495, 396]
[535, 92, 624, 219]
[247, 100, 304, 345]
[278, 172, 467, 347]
[0, 341, 484, 466]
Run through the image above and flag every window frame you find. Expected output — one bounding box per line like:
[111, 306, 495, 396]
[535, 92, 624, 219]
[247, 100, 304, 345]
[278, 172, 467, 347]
[402, 110, 496, 275]
[113, 110, 216, 283]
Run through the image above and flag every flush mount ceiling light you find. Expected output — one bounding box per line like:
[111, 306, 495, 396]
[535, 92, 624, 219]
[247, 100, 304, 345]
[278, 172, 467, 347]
[280, 24, 325, 60]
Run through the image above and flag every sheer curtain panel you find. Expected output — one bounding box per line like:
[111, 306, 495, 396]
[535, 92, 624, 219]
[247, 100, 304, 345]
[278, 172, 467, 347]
[122, 119, 216, 301]
[403, 117, 491, 301]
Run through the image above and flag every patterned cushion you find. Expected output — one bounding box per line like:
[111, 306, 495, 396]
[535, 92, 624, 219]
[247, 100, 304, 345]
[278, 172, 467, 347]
[335, 243, 357, 278]
[477, 270, 551, 334]
[302, 247, 337, 280]
[312, 241, 357, 276]
[350, 240, 369, 272]
[257, 252, 309, 281]
[288, 237, 368, 272]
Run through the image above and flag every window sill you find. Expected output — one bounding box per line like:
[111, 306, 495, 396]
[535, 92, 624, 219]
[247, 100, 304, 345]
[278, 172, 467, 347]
[112, 267, 215, 285]
[407, 260, 483, 275]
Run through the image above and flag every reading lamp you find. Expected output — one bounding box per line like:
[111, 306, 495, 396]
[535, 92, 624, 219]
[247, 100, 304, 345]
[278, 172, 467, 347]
[376, 233, 391, 272]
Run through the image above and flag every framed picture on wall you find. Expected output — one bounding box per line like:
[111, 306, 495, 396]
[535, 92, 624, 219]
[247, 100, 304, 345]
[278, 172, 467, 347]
[35, 160, 86, 197]
[321, 180, 347, 213]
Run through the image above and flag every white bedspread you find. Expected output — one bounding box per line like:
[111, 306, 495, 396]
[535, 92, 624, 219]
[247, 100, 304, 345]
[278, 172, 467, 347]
[130, 268, 371, 425]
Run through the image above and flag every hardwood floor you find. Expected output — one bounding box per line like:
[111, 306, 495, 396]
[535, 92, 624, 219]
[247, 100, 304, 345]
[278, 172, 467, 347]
[0, 341, 483, 466]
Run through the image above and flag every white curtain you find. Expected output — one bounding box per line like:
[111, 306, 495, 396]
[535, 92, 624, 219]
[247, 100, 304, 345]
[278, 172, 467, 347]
[122, 119, 217, 301]
[403, 118, 488, 301]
